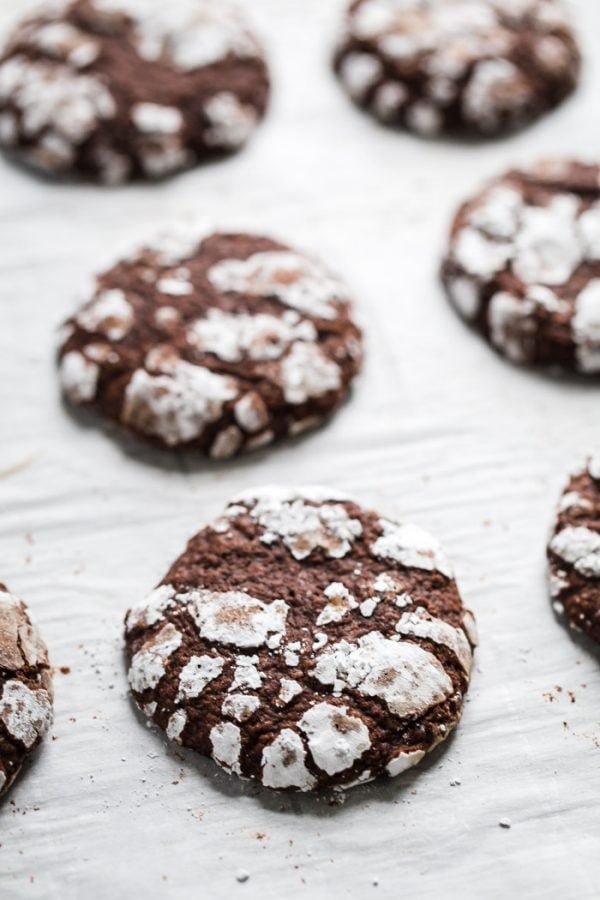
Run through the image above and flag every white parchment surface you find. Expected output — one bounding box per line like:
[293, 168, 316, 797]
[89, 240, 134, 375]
[0, 1, 599, 897]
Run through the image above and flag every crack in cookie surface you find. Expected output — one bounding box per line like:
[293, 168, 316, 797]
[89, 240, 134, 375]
[124, 487, 477, 792]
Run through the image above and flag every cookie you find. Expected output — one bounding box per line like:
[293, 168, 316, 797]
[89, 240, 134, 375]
[58, 229, 363, 457]
[0, 0, 269, 181]
[548, 460, 600, 644]
[334, 0, 580, 137]
[124, 487, 477, 792]
[441, 159, 600, 373]
[0, 585, 53, 798]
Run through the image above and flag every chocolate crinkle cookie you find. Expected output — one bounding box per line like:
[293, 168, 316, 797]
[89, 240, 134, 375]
[0, 0, 269, 181]
[442, 160, 600, 373]
[124, 487, 477, 792]
[58, 230, 363, 457]
[0, 585, 53, 798]
[548, 460, 600, 644]
[334, 0, 580, 138]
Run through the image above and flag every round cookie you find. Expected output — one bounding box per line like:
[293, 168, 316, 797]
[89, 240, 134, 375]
[124, 487, 477, 792]
[442, 159, 600, 373]
[0, 585, 53, 798]
[548, 459, 600, 644]
[0, 0, 269, 181]
[334, 0, 580, 138]
[58, 230, 363, 457]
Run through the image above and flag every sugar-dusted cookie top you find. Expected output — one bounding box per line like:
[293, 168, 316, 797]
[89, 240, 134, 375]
[125, 487, 477, 792]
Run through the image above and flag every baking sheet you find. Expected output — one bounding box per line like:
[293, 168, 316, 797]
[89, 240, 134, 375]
[1, 1, 599, 897]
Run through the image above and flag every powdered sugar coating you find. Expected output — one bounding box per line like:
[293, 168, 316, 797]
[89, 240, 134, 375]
[0, 586, 53, 797]
[262, 729, 316, 790]
[125, 489, 475, 791]
[0, 0, 269, 180]
[313, 632, 454, 717]
[76, 289, 134, 341]
[0, 681, 53, 750]
[186, 590, 288, 649]
[177, 654, 225, 701]
[128, 623, 182, 693]
[122, 362, 238, 446]
[372, 519, 453, 578]
[59, 231, 362, 454]
[247, 495, 363, 561]
[335, 0, 579, 137]
[443, 161, 600, 373]
[91, 0, 259, 69]
[207, 251, 346, 321]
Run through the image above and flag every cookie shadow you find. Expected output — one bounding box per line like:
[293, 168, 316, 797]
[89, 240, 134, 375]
[0, 740, 50, 811]
[0, 145, 241, 189]
[128, 691, 458, 819]
[60, 389, 356, 477]
[551, 604, 600, 663]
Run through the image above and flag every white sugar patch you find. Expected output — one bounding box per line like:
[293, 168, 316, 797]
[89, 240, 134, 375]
[395, 607, 473, 673]
[187, 309, 316, 363]
[316, 583, 358, 626]
[550, 526, 600, 578]
[0, 55, 115, 151]
[208, 251, 345, 320]
[262, 729, 316, 790]
[279, 678, 303, 705]
[210, 722, 242, 774]
[488, 292, 535, 364]
[248, 496, 362, 561]
[299, 702, 370, 776]
[280, 343, 342, 404]
[203, 92, 257, 148]
[339, 52, 383, 99]
[386, 749, 426, 778]
[230, 654, 263, 691]
[513, 195, 582, 286]
[371, 519, 453, 578]
[579, 202, 600, 261]
[313, 632, 454, 717]
[76, 289, 134, 340]
[92, 0, 259, 70]
[0, 681, 52, 749]
[60, 351, 99, 403]
[132, 103, 183, 135]
[128, 623, 182, 693]
[222, 694, 260, 722]
[573, 280, 600, 373]
[126, 584, 176, 632]
[186, 590, 288, 649]
[122, 361, 237, 446]
[166, 710, 186, 744]
[452, 227, 512, 279]
[177, 655, 224, 701]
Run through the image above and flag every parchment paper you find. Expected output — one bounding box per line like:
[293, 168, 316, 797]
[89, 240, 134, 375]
[0, 1, 599, 897]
